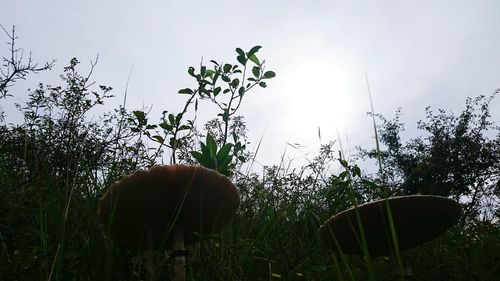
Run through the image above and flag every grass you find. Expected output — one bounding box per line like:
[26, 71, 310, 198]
[1, 138, 498, 280]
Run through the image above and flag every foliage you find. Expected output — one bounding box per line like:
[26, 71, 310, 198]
[129, 45, 275, 176]
[190, 133, 234, 176]
[0, 31, 498, 280]
[359, 91, 500, 222]
[0, 57, 150, 280]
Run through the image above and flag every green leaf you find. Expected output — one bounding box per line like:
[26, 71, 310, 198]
[218, 153, 233, 175]
[191, 151, 205, 165]
[223, 64, 232, 73]
[238, 86, 245, 96]
[179, 125, 191, 130]
[237, 55, 247, 66]
[248, 54, 260, 65]
[145, 124, 157, 130]
[339, 170, 349, 179]
[175, 113, 183, 123]
[168, 113, 176, 125]
[133, 110, 145, 121]
[133, 110, 146, 125]
[200, 142, 210, 159]
[217, 143, 233, 162]
[263, 71, 276, 79]
[214, 87, 221, 96]
[259, 81, 267, 88]
[188, 67, 196, 77]
[159, 122, 173, 131]
[235, 47, 245, 57]
[152, 135, 164, 143]
[200, 66, 206, 76]
[247, 45, 262, 58]
[206, 134, 217, 158]
[222, 75, 230, 82]
[252, 66, 260, 78]
[230, 78, 240, 89]
[178, 88, 193, 95]
[205, 69, 215, 78]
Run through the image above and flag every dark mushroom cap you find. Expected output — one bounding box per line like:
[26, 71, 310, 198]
[318, 195, 461, 256]
[98, 165, 240, 250]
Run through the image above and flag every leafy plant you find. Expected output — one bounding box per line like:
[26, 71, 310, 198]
[130, 46, 275, 175]
[190, 133, 233, 176]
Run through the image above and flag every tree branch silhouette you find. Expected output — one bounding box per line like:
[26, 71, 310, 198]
[0, 25, 55, 99]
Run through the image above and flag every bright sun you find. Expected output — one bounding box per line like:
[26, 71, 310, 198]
[280, 58, 356, 142]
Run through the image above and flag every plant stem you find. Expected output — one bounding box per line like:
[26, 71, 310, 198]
[365, 73, 385, 185]
[173, 224, 186, 281]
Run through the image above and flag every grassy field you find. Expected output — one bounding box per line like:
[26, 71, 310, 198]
[1, 119, 498, 280]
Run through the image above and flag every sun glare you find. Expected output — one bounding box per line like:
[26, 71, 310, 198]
[281, 58, 356, 142]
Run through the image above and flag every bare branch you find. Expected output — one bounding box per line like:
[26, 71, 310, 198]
[0, 25, 56, 99]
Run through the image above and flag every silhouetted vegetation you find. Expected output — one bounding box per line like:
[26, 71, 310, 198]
[359, 92, 500, 223]
[1, 28, 498, 280]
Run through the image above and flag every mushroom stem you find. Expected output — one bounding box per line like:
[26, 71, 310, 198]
[173, 224, 186, 281]
[144, 227, 157, 279]
[144, 250, 156, 280]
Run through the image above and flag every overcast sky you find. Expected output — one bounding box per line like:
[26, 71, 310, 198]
[2, 0, 500, 170]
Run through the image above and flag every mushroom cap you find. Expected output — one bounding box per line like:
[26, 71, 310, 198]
[317, 195, 461, 256]
[98, 165, 240, 250]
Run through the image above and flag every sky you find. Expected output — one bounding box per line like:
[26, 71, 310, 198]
[2, 0, 500, 171]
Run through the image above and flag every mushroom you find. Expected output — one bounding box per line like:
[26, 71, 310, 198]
[318, 195, 461, 277]
[318, 195, 461, 256]
[98, 164, 240, 281]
